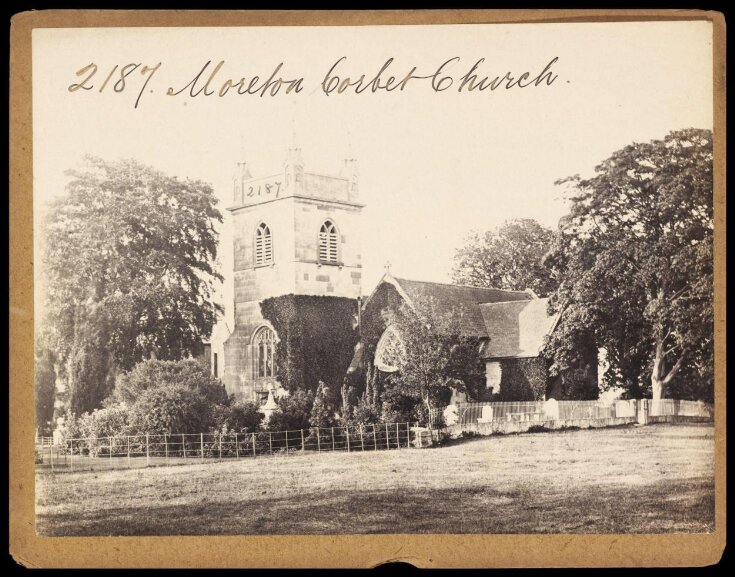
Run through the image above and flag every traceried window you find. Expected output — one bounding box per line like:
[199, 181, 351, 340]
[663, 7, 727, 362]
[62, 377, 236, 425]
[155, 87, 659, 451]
[255, 222, 273, 266]
[254, 326, 277, 379]
[318, 220, 339, 264]
[374, 325, 405, 373]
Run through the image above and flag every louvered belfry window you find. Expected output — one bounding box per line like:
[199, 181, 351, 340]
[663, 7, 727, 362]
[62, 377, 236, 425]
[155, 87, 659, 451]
[255, 222, 273, 266]
[319, 220, 339, 263]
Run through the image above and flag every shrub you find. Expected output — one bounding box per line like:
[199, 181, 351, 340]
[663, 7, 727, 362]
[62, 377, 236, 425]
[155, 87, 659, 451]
[114, 358, 228, 406]
[215, 401, 264, 434]
[266, 389, 314, 432]
[310, 381, 337, 429]
[64, 404, 130, 440]
[127, 383, 214, 435]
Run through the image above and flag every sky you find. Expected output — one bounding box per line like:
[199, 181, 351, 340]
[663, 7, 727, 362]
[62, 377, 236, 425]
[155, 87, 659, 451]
[32, 21, 713, 326]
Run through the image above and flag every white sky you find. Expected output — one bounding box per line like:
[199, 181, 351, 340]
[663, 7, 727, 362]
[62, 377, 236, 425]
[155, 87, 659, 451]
[33, 22, 713, 325]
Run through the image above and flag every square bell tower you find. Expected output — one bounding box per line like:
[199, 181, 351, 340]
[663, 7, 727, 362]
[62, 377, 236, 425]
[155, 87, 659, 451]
[221, 147, 364, 401]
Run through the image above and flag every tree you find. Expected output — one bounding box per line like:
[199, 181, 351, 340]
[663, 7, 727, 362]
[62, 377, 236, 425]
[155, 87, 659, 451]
[545, 128, 714, 401]
[351, 366, 381, 424]
[35, 345, 57, 437]
[41, 156, 223, 414]
[309, 380, 337, 428]
[452, 218, 558, 296]
[384, 297, 478, 427]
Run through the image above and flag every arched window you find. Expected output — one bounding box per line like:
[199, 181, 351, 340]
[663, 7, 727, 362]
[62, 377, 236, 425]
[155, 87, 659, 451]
[319, 220, 339, 263]
[255, 222, 273, 266]
[374, 325, 405, 373]
[253, 326, 277, 379]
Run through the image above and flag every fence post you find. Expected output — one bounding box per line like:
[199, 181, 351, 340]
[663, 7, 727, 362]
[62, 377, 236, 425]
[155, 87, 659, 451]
[268, 431, 272, 454]
[331, 427, 335, 451]
[373, 425, 378, 450]
[127, 435, 131, 467]
[317, 428, 321, 452]
[301, 429, 305, 453]
[235, 432, 239, 459]
[70, 440, 74, 472]
[164, 434, 168, 462]
[109, 436, 113, 464]
[252, 432, 256, 457]
[396, 423, 400, 449]
[359, 425, 365, 451]
[200, 433, 204, 460]
[219, 434, 222, 461]
[50, 441, 54, 472]
[146, 433, 150, 466]
[285, 430, 289, 454]
[346, 425, 351, 452]
[385, 423, 390, 450]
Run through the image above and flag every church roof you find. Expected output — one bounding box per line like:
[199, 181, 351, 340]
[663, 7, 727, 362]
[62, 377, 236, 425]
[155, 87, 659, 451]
[389, 276, 532, 337]
[479, 298, 560, 359]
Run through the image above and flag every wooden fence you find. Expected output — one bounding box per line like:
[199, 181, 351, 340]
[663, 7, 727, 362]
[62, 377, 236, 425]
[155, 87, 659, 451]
[432, 398, 714, 427]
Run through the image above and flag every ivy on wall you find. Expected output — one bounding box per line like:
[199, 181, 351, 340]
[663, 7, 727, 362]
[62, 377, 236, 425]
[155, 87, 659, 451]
[260, 295, 359, 404]
[497, 357, 548, 401]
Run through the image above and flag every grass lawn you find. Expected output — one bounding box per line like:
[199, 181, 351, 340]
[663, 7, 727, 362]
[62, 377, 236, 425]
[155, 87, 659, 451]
[35, 423, 715, 535]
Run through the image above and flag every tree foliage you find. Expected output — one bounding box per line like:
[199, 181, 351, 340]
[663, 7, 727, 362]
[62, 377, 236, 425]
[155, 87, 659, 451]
[41, 156, 223, 414]
[309, 380, 337, 428]
[214, 400, 264, 434]
[266, 389, 315, 432]
[127, 383, 215, 435]
[545, 128, 714, 401]
[113, 358, 228, 407]
[453, 218, 558, 296]
[383, 296, 478, 425]
[35, 345, 57, 437]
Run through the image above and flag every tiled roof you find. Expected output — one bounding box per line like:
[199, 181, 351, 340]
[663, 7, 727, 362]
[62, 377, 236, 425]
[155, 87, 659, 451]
[392, 277, 531, 337]
[479, 298, 560, 359]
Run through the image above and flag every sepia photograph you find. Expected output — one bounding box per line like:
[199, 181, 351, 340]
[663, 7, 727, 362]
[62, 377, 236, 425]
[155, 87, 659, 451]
[10, 9, 724, 568]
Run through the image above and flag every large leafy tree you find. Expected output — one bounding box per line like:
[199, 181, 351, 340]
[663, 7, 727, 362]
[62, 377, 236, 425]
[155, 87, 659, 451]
[35, 343, 57, 437]
[545, 128, 714, 401]
[383, 297, 484, 427]
[41, 156, 223, 414]
[452, 218, 558, 296]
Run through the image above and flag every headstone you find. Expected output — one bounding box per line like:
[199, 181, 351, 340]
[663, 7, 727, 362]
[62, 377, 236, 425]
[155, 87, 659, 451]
[478, 405, 494, 423]
[443, 404, 459, 426]
[543, 398, 560, 421]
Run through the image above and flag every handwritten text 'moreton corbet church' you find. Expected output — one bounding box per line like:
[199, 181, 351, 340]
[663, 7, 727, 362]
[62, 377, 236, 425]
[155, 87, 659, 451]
[68, 56, 560, 109]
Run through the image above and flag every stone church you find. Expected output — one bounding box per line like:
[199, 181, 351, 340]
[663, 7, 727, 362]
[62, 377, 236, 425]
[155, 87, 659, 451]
[215, 147, 363, 402]
[209, 148, 598, 404]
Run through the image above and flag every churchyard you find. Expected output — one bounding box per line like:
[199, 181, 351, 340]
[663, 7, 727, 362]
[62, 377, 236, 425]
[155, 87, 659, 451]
[35, 423, 715, 536]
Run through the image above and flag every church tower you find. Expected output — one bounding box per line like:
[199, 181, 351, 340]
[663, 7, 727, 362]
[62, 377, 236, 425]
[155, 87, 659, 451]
[221, 148, 364, 401]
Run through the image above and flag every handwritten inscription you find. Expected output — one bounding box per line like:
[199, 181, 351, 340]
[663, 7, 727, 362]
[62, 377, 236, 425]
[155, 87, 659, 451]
[246, 180, 282, 200]
[68, 62, 162, 108]
[67, 57, 560, 109]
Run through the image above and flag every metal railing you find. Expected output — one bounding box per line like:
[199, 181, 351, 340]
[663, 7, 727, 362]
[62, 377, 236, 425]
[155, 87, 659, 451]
[35, 422, 419, 473]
